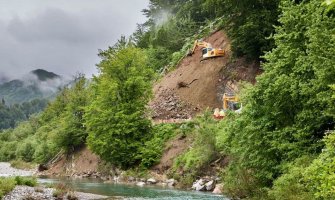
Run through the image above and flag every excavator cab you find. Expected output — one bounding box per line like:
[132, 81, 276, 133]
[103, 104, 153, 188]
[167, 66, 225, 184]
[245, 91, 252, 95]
[202, 47, 224, 59]
[188, 39, 225, 59]
[213, 93, 242, 119]
[223, 93, 240, 111]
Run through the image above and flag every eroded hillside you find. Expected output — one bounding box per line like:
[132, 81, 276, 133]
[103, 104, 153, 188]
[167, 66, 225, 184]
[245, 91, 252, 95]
[150, 31, 261, 121]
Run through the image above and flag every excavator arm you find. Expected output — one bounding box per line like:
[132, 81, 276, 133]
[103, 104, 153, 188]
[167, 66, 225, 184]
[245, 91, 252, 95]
[188, 39, 212, 55]
[188, 39, 224, 59]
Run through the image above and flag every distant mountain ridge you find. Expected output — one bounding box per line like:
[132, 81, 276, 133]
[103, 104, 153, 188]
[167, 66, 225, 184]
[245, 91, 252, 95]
[0, 69, 66, 105]
[31, 69, 60, 81]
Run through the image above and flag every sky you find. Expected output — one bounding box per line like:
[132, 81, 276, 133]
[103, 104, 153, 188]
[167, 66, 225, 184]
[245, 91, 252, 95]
[0, 0, 149, 80]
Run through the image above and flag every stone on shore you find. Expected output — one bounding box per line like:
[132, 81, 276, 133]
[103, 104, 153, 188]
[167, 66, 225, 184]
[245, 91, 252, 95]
[147, 178, 157, 184]
[212, 183, 223, 194]
[205, 180, 215, 191]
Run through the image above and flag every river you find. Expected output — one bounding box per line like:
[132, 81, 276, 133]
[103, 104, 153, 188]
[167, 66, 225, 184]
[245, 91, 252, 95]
[38, 177, 228, 200]
[0, 162, 228, 199]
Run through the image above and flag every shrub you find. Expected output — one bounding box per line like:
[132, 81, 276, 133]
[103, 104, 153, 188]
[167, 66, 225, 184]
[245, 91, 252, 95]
[171, 112, 217, 185]
[139, 123, 177, 168]
[0, 177, 16, 198]
[304, 132, 335, 199]
[268, 156, 314, 200]
[14, 176, 37, 187]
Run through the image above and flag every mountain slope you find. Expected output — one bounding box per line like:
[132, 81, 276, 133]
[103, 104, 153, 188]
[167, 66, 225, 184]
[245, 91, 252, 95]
[0, 69, 64, 105]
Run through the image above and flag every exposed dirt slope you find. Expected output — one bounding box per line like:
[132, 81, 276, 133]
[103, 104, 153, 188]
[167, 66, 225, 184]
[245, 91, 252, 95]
[42, 147, 100, 176]
[150, 30, 261, 120]
[152, 134, 193, 174]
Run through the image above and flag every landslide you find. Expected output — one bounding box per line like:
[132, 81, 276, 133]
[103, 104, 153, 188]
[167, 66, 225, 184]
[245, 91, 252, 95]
[43, 30, 261, 180]
[150, 30, 261, 121]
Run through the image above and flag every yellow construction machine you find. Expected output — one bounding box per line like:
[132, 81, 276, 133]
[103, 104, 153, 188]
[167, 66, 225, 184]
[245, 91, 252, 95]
[188, 39, 225, 59]
[213, 93, 242, 119]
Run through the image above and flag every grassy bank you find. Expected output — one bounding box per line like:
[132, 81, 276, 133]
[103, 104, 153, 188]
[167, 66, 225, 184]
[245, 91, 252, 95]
[0, 176, 37, 198]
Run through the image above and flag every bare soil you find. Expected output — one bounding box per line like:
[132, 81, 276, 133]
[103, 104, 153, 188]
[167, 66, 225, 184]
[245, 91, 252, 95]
[150, 30, 261, 121]
[43, 147, 100, 176]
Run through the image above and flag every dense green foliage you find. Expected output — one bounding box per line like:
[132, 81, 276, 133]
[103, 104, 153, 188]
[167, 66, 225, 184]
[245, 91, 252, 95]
[215, 0, 335, 198]
[134, 0, 280, 69]
[0, 1, 334, 199]
[0, 176, 37, 198]
[139, 123, 177, 168]
[171, 113, 218, 186]
[0, 75, 89, 163]
[85, 46, 154, 169]
[0, 98, 47, 130]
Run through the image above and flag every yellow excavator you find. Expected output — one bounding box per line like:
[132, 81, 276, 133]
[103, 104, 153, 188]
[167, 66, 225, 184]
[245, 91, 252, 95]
[188, 39, 225, 59]
[213, 93, 242, 119]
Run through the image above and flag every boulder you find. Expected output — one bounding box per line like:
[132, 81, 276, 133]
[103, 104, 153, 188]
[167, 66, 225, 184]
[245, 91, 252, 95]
[136, 182, 146, 187]
[212, 184, 223, 194]
[192, 179, 206, 191]
[37, 164, 48, 172]
[166, 179, 175, 187]
[147, 178, 157, 184]
[205, 180, 214, 191]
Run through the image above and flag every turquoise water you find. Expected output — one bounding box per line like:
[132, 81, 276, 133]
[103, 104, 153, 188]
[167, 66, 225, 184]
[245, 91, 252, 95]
[38, 177, 228, 199]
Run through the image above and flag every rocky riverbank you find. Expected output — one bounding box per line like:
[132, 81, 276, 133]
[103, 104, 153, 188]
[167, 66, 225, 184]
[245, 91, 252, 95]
[3, 185, 110, 200]
[0, 162, 112, 199]
[0, 162, 33, 177]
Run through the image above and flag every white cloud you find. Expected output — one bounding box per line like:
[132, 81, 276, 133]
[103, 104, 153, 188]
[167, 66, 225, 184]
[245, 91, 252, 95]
[0, 0, 149, 79]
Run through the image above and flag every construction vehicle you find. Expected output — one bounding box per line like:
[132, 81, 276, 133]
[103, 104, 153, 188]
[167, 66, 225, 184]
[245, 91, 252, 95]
[188, 39, 225, 59]
[213, 93, 242, 119]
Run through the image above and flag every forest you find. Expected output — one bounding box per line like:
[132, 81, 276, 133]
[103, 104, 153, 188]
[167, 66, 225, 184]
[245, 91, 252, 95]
[0, 0, 334, 199]
[0, 98, 47, 130]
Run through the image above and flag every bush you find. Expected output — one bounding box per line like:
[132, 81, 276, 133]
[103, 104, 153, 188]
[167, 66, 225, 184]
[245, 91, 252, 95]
[14, 176, 37, 187]
[139, 123, 177, 168]
[53, 183, 71, 199]
[171, 112, 217, 185]
[15, 141, 35, 162]
[0, 177, 16, 199]
[304, 132, 335, 199]
[268, 156, 314, 200]
[221, 164, 260, 199]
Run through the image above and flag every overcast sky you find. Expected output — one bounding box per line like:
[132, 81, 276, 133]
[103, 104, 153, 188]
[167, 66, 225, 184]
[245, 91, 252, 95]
[0, 0, 149, 79]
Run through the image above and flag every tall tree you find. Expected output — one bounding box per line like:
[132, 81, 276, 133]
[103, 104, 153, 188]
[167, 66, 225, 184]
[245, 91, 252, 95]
[85, 46, 154, 169]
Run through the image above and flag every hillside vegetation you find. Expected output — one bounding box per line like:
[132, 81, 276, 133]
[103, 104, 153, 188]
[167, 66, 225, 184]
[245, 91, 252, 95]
[0, 69, 65, 130]
[0, 0, 334, 199]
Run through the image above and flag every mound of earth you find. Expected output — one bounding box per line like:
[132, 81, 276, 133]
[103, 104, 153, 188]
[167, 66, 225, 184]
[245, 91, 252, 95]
[150, 30, 261, 121]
